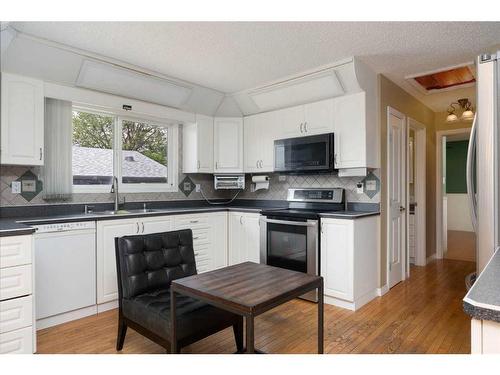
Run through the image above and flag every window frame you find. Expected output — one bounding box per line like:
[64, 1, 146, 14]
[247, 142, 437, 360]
[71, 106, 178, 194]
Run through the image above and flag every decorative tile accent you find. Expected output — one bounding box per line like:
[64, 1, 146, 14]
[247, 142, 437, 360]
[361, 171, 381, 199]
[16, 170, 43, 202]
[178, 175, 195, 197]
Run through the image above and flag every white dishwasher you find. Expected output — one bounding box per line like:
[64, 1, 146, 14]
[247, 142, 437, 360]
[33, 221, 96, 323]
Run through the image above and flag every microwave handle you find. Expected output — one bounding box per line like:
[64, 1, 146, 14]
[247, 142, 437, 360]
[260, 217, 317, 227]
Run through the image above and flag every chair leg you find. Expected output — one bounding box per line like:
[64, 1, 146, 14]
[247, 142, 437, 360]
[233, 317, 244, 353]
[116, 318, 128, 351]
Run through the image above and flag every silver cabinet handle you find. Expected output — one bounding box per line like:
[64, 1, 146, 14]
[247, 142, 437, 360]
[136, 222, 140, 233]
[215, 161, 218, 169]
[141, 222, 145, 233]
[193, 236, 199, 240]
[197, 160, 200, 169]
[334, 153, 337, 166]
[260, 160, 263, 168]
[39, 147, 43, 160]
[304, 122, 308, 132]
[256, 160, 259, 168]
[190, 220, 199, 223]
[300, 123, 304, 133]
[240, 216, 243, 225]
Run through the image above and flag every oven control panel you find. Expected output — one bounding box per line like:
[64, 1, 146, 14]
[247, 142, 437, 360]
[287, 188, 344, 203]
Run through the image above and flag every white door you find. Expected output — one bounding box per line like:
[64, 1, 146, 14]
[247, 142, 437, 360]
[303, 98, 334, 135]
[242, 214, 261, 263]
[1, 73, 44, 166]
[96, 219, 138, 304]
[197, 115, 214, 173]
[214, 117, 243, 173]
[388, 107, 406, 288]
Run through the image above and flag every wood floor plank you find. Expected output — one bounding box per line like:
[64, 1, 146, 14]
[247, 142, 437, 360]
[36, 259, 475, 354]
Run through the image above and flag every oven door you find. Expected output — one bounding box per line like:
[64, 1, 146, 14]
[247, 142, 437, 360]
[259, 216, 318, 301]
[274, 133, 334, 173]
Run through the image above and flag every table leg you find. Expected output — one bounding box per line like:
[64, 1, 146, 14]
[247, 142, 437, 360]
[170, 288, 178, 354]
[318, 280, 324, 354]
[246, 315, 255, 354]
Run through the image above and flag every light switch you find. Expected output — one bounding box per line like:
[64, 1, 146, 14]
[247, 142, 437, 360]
[11, 181, 21, 194]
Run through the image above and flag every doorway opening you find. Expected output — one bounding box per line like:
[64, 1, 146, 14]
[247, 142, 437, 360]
[436, 128, 476, 263]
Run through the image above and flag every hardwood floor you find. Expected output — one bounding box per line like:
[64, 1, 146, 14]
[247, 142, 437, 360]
[36, 259, 475, 354]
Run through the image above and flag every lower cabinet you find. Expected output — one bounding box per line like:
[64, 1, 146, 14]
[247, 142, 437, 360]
[228, 212, 260, 265]
[320, 216, 379, 311]
[0, 234, 35, 354]
[471, 318, 500, 354]
[96, 212, 227, 305]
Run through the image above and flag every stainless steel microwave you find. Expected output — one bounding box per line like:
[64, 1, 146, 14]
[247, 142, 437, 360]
[274, 133, 335, 173]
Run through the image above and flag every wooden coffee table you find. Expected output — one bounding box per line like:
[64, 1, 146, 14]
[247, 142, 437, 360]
[170, 262, 324, 354]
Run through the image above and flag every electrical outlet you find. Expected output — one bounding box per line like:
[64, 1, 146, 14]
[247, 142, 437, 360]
[11, 181, 21, 194]
[278, 175, 286, 182]
[356, 182, 364, 194]
[195, 184, 201, 193]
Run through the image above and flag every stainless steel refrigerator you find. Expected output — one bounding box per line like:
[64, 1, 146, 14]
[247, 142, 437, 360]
[468, 52, 499, 275]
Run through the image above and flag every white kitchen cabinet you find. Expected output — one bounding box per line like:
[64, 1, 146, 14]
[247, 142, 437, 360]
[97, 218, 139, 304]
[0, 234, 35, 354]
[182, 114, 214, 173]
[213, 117, 244, 173]
[277, 98, 334, 139]
[173, 212, 227, 273]
[320, 216, 379, 311]
[142, 216, 173, 235]
[471, 318, 500, 354]
[333, 92, 372, 169]
[244, 111, 276, 173]
[228, 212, 260, 265]
[1, 73, 44, 166]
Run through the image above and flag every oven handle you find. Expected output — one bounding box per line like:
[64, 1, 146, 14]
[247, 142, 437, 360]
[259, 217, 318, 227]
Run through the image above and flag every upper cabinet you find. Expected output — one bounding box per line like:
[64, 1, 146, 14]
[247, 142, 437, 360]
[213, 117, 244, 173]
[1, 73, 44, 166]
[183, 114, 214, 173]
[244, 111, 277, 173]
[277, 98, 335, 139]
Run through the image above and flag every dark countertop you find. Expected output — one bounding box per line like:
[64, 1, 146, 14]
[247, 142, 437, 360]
[0, 200, 380, 237]
[463, 247, 500, 323]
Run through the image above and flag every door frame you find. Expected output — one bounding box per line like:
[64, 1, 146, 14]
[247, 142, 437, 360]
[386, 106, 407, 288]
[407, 118, 427, 267]
[435, 127, 472, 259]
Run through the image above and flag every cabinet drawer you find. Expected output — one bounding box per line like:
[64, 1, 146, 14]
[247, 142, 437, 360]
[0, 295, 32, 333]
[0, 326, 33, 354]
[0, 265, 32, 301]
[174, 214, 210, 229]
[0, 235, 32, 268]
[192, 228, 210, 244]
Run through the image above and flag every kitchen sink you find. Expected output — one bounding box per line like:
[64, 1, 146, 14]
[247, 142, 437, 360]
[93, 210, 131, 215]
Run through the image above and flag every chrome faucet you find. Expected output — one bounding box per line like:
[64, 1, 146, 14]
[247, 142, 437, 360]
[111, 176, 120, 212]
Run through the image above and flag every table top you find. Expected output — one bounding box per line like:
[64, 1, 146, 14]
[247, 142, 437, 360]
[171, 262, 322, 315]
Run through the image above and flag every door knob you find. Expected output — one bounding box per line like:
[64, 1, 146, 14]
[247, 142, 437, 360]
[399, 206, 406, 212]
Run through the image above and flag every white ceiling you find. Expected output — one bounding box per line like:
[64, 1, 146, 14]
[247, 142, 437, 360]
[10, 21, 500, 111]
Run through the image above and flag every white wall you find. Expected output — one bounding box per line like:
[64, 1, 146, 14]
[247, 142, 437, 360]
[446, 193, 474, 232]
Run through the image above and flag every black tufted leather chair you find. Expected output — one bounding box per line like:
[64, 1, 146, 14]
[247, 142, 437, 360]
[115, 229, 243, 353]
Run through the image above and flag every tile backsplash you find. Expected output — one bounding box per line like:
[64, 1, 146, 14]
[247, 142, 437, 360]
[0, 126, 380, 207]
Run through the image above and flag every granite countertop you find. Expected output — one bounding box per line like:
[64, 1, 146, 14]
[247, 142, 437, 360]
[463, 247, 500, 323]
[0, 201, 380, 237]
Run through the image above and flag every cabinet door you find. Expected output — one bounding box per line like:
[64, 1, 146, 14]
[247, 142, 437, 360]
[333, 93, 366, 169]
[321, 219, 354, 301]
[214, 117, 243, 173]
[96, 219, 138, 304]
[197, 114, 214, 173]
[1, 73, 44, 166]
[141, 216, 173, 235]
[209, 213, 228, 270]
[228, 213, 244, 265]
[244, 115, 260, 173]
[259, 111, 277, 172]
[278, 105, 304, 139]
[303, 98, 334, 135]
[242, 214, 261, 263]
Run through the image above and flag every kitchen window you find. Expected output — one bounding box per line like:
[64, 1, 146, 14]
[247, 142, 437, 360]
[72, 108, 178, 193]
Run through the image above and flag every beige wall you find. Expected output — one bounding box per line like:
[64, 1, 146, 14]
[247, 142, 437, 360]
[379, 75, 436, 287]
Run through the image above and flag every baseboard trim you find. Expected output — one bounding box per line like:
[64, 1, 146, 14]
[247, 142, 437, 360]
[97, 300, 118, 313]
[426, 254, 437, 264]
[36, 305, 97, 330]
[376, 284, 389, 296]
[324, 289, 378, 311]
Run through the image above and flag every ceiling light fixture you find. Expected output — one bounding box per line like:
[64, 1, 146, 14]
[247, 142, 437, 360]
[446, 98, 474, 123]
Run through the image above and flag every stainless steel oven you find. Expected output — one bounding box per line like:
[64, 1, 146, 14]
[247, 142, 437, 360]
[274, 133, 335, 173]
[259, 216, 319, 301]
